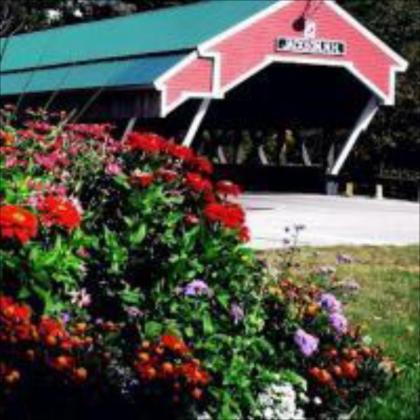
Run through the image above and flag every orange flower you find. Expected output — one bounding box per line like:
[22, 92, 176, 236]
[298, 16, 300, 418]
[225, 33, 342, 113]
[0, 205, 38, 244]
[0, 130, 15, 146]
[180, 361, 210, 386]
[50, 355, 75, 372]
[340, 360, 358, 380]
[160, 334, 190, 355]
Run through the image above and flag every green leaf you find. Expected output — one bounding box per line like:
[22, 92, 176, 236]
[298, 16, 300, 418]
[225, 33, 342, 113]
[119, 286, 142, 305]
[129, 224, 147, 245]
[202, 312, 214, 335]
[144, 321, 163, 338]
[216, 291, 230, 309]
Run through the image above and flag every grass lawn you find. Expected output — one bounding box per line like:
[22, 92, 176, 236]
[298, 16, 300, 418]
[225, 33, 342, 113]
[261, 245, 420, 420]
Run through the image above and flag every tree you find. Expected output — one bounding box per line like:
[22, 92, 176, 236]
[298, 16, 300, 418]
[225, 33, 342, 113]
[343, 0, 420, 176]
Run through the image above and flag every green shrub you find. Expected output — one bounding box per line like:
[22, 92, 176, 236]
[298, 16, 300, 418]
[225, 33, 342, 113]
[0, 107, 393, 419]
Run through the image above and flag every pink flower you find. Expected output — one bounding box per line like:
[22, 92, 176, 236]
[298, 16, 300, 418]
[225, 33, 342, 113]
[34, 151, 60, 170]
[50, 184, 68, 197]
[69, 288, 91, 308]
[105, 162, 122, 176]
[5, 156, 18, 168]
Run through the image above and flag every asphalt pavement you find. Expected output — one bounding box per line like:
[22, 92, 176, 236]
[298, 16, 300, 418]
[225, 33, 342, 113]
[239, 194, 419, 249]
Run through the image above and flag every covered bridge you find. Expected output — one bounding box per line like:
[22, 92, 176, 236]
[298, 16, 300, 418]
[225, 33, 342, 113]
[0, 0, 408, 192]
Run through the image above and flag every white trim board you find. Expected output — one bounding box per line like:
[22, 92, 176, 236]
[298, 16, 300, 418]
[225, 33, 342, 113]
[329, 95, 379, 175]
[183, 98, 212, 147]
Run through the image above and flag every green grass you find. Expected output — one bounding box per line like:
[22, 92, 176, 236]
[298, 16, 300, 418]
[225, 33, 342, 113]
[261, 245, 420, 420]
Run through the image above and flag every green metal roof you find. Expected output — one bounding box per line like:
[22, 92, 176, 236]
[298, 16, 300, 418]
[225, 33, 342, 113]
[0, 54, 187, 96]
[0, 0, 276, 73]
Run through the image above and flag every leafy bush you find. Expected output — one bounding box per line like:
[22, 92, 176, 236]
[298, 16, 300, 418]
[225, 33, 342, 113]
[0, 106, 394, 419]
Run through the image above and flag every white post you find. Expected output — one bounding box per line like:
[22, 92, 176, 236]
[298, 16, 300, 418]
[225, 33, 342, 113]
[121, 116, 137, 141]
[330, 96, 380, 176]
[375, 184, 384, 200]
[183, 98, 211, 147]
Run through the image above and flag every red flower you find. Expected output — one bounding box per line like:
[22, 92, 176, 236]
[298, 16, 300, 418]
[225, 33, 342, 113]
[134, 362, 157, 381]
[166, 143, 194, 162]
[189, 156, 213, 175]
[185, 172, 212, 193]
[38, 196, 81, 231]
[156, 168, 178, 183]
[38, 317, 67, 344]
[130, 170, 155, 188]
[216, 180, 242, 197]
[127, 132, 166, 154]
[203, 190, 216, 203]
[204, 203, 245, 229]
[160, 335, 190, 355]
[0, 296, 31, 324]
[0, 296, 14, 314]
[238, 226, 251, 243]
[0, 205, 38, 244]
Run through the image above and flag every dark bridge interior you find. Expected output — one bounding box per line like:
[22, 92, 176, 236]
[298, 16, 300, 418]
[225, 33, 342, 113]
[158, 63, 372, 191]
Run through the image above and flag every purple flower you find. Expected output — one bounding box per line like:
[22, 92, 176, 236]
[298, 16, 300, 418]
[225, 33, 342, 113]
[329, 312, 348, 335]
[294, 329, 319, 357]
[316, 265, 336, 276]
[230, 303, 245, 325]
[61, 313, 71, 324]
[336, 253, 354, 265]
[183, 280, 210, 297]
[319, 293, 342, 314]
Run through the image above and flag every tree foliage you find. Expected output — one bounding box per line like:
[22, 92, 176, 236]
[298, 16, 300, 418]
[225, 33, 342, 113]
[342, 0, 420, 176]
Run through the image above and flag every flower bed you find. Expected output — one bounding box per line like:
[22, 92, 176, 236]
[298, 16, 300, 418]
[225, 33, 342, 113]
[0, 106, 394, 419]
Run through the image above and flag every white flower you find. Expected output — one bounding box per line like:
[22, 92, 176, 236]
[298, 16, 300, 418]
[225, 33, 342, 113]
[258, 393, 273, 407]
[45, 9, 62, 22]
[295, 409, 306, 419]
[73, 9, 84, 18]
[362, 335, 373, 345]
[263, 407, 275, 419]
[254, 382, 306, 420]
[299, 392, 310, 404]
[196, 411, 212, 420]
[313, 396, 322, 406]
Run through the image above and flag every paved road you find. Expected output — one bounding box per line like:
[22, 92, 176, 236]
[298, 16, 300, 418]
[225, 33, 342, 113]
[239, 194, 419, 249]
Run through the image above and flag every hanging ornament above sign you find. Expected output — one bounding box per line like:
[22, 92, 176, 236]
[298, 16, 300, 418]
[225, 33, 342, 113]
[277, 19, 346, 56]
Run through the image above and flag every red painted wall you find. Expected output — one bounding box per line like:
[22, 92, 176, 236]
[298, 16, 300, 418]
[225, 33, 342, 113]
[164, 57, 213, 108]
[161, 0, 403, 114]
